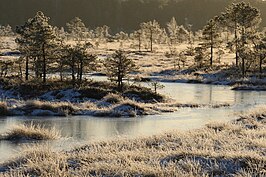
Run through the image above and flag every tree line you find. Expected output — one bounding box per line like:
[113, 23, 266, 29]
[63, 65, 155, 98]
[0, 2, 265, 91]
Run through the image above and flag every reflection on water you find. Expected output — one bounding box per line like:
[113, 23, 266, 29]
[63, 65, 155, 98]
[158, 82, 266, 105]
[1, 82, 266, 162]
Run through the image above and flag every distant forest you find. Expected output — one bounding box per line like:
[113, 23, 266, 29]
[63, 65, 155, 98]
[0, 0, 266, 33]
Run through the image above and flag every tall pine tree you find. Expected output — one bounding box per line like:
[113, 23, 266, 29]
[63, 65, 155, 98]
[202, 18, 221, 66]
[16, 11, 57, 83]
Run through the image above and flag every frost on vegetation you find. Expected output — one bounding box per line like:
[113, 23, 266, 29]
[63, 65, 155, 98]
[0, 107, 265, 176]
[40, 89, 82, 102]
[0, 96, 231, 118]
[0, 123, 60, 141]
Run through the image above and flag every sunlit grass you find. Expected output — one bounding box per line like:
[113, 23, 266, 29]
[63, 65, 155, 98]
[24, 100, 78, 116]
[0, 123, 61, 141]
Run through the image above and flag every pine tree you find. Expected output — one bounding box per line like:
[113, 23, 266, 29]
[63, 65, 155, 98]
[16, 21, 34, 80]
[194, 47, 208, 68]
[95, 25, 110, 42]
[202, 18, 221, 66]
[140, 20, 161, 52]
[74, 43, 96, 82]
[66, 17, 87, 41]
[177, 25, 189, 43]
[167, 17, 178, 45]
[16, 11, 57, 83]
[61, 43, 96, 84]
[104, 50, 137, 92]
[218, 2, 261, 70]
[132, 29, 143, 52]
[148, 81, 164, 94]
[251, 32, 266, 75]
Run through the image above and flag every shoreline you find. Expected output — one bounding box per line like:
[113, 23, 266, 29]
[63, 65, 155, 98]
[0, 99, 230, 118]
[0, 106, 265, 176]
[142, 72, 266, 91]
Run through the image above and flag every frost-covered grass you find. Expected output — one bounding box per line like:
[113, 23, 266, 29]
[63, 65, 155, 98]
[102, 93, 124, 104]
[23, 100, 78, 116]
[4, 98, 230, 118]
[0, 78, 166, 103]
[0, 107, 265, 176]
[0, 123, 60, 141]
[150, 66, 266, 88]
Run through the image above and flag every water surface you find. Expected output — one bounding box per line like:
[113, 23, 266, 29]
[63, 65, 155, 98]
[1, 82, 265, 162]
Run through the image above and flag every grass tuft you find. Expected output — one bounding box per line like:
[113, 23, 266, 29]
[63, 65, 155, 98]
[24, 100, 77, 116]
[0, 123, 61, 141]
[102, 93, 124, 104]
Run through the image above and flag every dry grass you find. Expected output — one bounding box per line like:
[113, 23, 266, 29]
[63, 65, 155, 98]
[87, 99, 150, 117]
[0, 123, 61, 141]
[23, 100, 78, 116]
[102, 93, 124, 104]
[0, 107, 265, 176]
[5, 99, 230, 117]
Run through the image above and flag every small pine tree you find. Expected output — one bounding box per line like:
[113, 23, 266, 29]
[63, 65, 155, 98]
[132, 29, 143, 52]
[66, 17, 88, 41]
[149, 81, 165, 94]
[61, 43, 96, 84]
[177, 25, 189, 43]
[140, 20, 162, 52]
[95, 25, 110, 43]
[194, 47, 208, 68]
[167, 17, 179, 45]
[104, 50, 137, 92]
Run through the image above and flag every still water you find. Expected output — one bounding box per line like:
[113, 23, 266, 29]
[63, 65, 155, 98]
[0, 82, 266, 162]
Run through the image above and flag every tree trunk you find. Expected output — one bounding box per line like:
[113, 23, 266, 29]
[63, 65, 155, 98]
[210, 28, 213, 66]
[210, 44, 213, 66]
[42, 43, 46, 83]
[138, 33, 141, 52]
[59, 60, 63, 82]
[258, 54, 265, 79]
[76, 62, 80, 80]
[19, 61, 23, 79]
[150, 29, 153, 52]
[241, 26, 245, 77]
[79, 59, 83, 81]
[71, 66, 75, 82]
[234, 21, 238, 67]
[25, 57, 29, 81]
[242, 57, 245, 77]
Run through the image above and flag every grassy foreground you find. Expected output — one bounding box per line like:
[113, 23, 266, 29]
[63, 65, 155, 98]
[0, 107, 265, 176]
